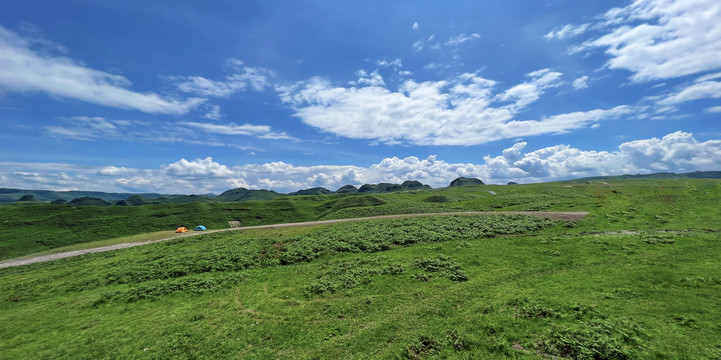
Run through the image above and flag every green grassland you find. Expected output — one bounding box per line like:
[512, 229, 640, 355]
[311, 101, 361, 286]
[1, 178, 720, 358]
[2, 180, 589, 260]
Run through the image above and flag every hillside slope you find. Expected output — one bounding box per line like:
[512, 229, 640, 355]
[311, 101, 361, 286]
[1, 179, 719, 358]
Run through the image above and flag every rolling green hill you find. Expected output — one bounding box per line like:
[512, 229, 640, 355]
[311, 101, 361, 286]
[448, 177, 485, 186]
[288, 187, 333, 196]
[1, 177, 720, 358]
[358, 180, 432, 193]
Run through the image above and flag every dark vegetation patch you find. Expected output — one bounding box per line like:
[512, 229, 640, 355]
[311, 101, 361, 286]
[67, 197, 111, 206]
[679, 276, 721, 287]
[305, 255, 466, 296]
[97, 273, 245, 304]
[504, 298, 645, 359]
[423, 195, 451, 203]
[279, 215, 553, 264]
[412, 255, 467, 282]
[305, 258, 392, 296]
[403, 335, 442, 359]
[542, 318, 644, 360]
[314, 195, 387, 217]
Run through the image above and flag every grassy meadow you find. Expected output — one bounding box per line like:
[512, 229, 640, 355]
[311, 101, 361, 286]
[1, 178, 720, 358]
[0, 181, 594, 260]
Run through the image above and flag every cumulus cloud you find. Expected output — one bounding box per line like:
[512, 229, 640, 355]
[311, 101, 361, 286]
[496, 69, 563, 111]
[276, 68, 626, 146]
[171, 59, 272, 97]
[351, 70, 386, 87]
[3, 131, 717, 194]
[0, 25, 204, 114]
[165, 157, 234, 177]
[563, 0, 721, 82]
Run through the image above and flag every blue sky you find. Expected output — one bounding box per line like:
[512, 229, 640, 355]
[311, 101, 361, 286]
[1, 0, 720, 193]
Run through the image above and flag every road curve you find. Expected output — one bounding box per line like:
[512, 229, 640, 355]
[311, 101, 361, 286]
[0, 211, 588, 269]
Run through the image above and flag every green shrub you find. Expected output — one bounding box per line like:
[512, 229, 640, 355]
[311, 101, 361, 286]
[423, 195, 451, 203]
[403, 336, 441, 359]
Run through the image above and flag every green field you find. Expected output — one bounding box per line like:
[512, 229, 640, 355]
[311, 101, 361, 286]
[1, 178, 720, 358]
[1, 181, 596, 260]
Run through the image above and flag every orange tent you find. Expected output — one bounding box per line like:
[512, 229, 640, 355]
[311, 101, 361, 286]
[175, 227, 188, 233]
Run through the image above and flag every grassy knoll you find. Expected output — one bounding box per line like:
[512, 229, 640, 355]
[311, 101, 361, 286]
[0, 178, 720, 358]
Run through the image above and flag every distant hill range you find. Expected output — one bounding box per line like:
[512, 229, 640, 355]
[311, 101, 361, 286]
[575, 171, 721, 181]
[0, 188, 167, 204]
[2, 171, 719, 205]
[0, 179, 438, 205]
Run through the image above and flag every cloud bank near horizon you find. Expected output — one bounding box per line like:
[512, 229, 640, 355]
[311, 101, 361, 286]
[1, 131, 718, 194]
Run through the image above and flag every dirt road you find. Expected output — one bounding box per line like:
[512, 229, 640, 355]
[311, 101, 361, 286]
[0, 211, 588, 269]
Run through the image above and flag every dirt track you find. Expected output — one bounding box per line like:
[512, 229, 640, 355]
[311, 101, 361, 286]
[0, 211, 588, 269]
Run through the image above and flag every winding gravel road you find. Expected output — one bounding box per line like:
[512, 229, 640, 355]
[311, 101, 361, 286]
[0, 211, 588, 269]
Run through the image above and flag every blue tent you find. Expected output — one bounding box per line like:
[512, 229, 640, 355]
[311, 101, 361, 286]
[194, 225, 207, 231]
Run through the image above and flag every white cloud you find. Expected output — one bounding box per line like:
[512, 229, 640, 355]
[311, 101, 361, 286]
[565, 0, 721, 82]
[412, 22, 419, 30]
[412, 41, 423, 52]
[544, 23, 590, 40]
[0, 25, 204, 114]
[657, 80, 721, 106]
[180, 122, 294, 140]
[45, 116, 124, 141]
[705, 106, 721, 113]
[43, 116, 272, 150]
[98, 166, 131, 176]
[695, 72, 721, 83]
[352, 69, 386, 87]
[2, 131, 719, 193]
[376, 58, 402, 68]
[276, 68, 612, 146]
[166, 157, 234, 177]
[497, 69, 563, 111]
[115, 177, 152, 187]
[445, 33, 481, 46]
[204, 105, 222, 120]
[572, 75, 590, 90]
[172, 60, 272, 97]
